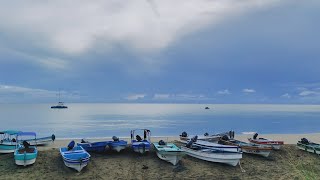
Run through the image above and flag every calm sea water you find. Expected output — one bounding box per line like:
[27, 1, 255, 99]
[1, 103, 320, 138]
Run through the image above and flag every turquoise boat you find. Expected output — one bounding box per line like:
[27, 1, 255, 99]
[14, 132, 38, 166]
[0, 130, 21, 153]
[297, 138, 320, 154]
[153, 141, 185, 165]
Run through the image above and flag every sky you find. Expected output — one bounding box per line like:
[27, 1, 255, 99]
[0, 0, 319, 104]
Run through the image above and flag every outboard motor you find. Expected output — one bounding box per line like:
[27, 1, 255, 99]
[136, 135, 142, 142]
[181, 131, 188, 137]
[186, 135, 198, 148]
[301, 138, 309, 145]
[112, 136, 119, 142]
[231, 131, 235, 139]
[52, 134, 56, 141]
[159, 140, 166, 145]
[221, 135, 229, 141]
[81, 139, 87, 143]
[12, 138, 16, 142]
[67, 140, 75, 151]
[253, 133, 258, 140]
[204, 132, 209, 136]
[22, 141, 30, 149]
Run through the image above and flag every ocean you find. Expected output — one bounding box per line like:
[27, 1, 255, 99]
[1, 103, 320, 138]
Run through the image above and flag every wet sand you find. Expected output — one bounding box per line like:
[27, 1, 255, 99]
[1, 134, 320, 179]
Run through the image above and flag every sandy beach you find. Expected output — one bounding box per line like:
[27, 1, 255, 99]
[1, 134, 320, 179]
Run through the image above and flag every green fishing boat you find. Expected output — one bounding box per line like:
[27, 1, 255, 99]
[153, 141, 185, 165]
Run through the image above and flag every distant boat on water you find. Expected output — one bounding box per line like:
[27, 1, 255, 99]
[205, 107, 210, 109]
[51, 90, 68, 109]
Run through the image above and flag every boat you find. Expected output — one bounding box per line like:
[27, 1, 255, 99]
[21, 134, 56, 146]
[219, 137, 273, 157]
[77, 139, 109, 153]
[179, 131, 223, 144]
[51, 90, 68, 108]
[109, 136, 127, 152]
[131, 129, 151, 154]
[297, 138, 320, 154]
[51, 102, 68, 109]
[181, 136, 242, 166]
[248, 133, 284, 150]
[0, 130, 21, 153]
[192, 139, 242, 153]
[14, 132, 38, 166]
[153, 140, 185, 165]
[205, 107, 210, 109]
[60, 141, 91, 172]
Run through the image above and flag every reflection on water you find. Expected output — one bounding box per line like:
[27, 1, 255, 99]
[0, 103, 320, 138]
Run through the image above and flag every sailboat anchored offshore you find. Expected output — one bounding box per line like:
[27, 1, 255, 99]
[51, 90, 68, 109]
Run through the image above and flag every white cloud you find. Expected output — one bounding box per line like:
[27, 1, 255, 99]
[0, 0, 280, 69]
[0, 84, 79, 102]
[125, 94, 146, 100]
[281, 93, 291, 98]
[243, 88, 256, 93]
[299, 90, 318, 96]
[217, 89, 231, 95]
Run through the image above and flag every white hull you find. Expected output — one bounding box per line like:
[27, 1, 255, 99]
[28, 139, 53, 146]
[156, 152, 183, 165]
[181, 147, 241, 166]
[271, 145, 281, 150]
[242, 149, 271, 157]
[111, 145, 126, 152]
[63, 161, 88, 172]
[15, 158, 36, 166]
[133, 148, 150, 154]
[0, 149, 15, 153]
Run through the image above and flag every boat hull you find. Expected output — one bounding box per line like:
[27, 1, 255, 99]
[0, 144, 16, 153]
[14, 147, 38, 166]
[60, 146, 91, 172]
[181, 147, 242, 166]
[220, 140, 272, 157]
[132, 141, 150, 154]
[297, 143, 320, 154]
[77, 141, 108, 152]
[63, 160, 89, 172]
[248, 138, 283, 150]
[109, 140, 127, 152]
[156, 151, 185, 166]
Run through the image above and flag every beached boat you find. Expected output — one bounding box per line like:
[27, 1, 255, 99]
[248, 133, 284, 150]
[219, 138, 272, 157]
[131, 129, 151, 154]
[192, 140, 242, 153]
[153, 140, 185, 165]
[181, 136, 242, 166]
[77, 139, 109, 153]
[297, 138, 320, 154]
[60, 141, 91, 172]
[109, 136, 127, 152]
[21, 134, 56, 146]
[0, 130, 21, 153]
[179, 131, 221, 144]
[14, 132, 38, 166]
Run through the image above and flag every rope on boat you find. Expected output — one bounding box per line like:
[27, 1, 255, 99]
[239, 160, 246, 173]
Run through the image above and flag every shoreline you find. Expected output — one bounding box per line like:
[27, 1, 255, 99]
[40, 133, 320, 151]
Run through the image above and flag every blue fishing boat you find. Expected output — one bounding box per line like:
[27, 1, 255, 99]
[14, 132, 38, 166]
[131, 129, 151, 154]
[60, 141, 91, 172]
[77, 139, 109, 152]
[153, 140, 185, 165]
[109, 136, 127, 152]
[0, 130, 21, 153]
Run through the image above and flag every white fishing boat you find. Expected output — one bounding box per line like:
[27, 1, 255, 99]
[22, 134, 56, 146]
[153, 141, 185, 165]
[0, 130, 20, 153]
[181, 146, 242, 166]
[14, 132, 38, 166]
[181, 136, 242, 166]
[248, 133, 284, 150]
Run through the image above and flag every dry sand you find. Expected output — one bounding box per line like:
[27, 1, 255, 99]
[1, 134, 320, 180]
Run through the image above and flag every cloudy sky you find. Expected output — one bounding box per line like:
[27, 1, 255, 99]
[0, 0, 319, 103]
